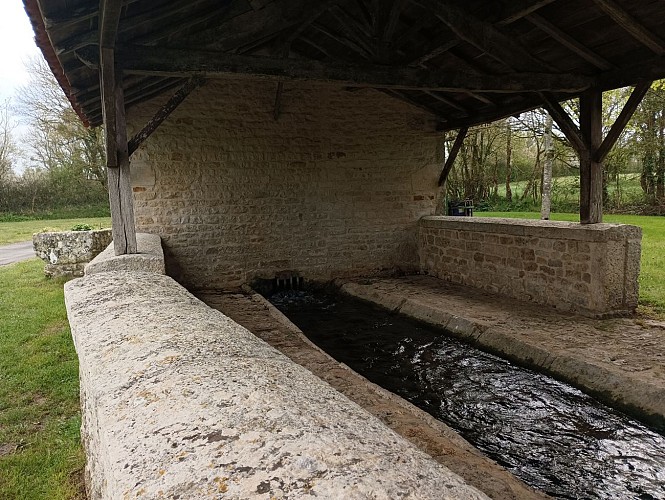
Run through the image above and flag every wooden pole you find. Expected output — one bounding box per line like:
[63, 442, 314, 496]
[105, 66, 137, 254]
[579, 88, 603, 224]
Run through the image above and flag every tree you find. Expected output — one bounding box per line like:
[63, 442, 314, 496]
[0, 99, 17, 182]
[18, 56, 107, 190]
[541, 113, 553, 219]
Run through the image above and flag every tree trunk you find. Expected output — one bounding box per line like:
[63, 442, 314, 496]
[505, 122, 512, 202]
[541, 113, 554, 219]
[657, 111, 665, 200]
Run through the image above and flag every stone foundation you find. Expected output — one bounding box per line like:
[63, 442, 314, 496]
[418, 216, 642, 317]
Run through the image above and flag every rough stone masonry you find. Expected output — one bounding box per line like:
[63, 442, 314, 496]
[127, 78, 443, 289]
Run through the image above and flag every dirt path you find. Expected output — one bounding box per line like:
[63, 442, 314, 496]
[197, 288, 548, 500]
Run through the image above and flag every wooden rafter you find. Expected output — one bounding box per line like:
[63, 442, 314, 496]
[496, 0, 557, 26]
[128, 77, 205, 156]
[438, 127, 468, 186]
[424, 91, 469, 116]
[592, 0, 665, 55]
[43, 0, 139, 31]
[383, 0, 407, 42]
[380, 89, 447, 120]
[411, 0, 553, 72]
[94, 45, 593, 93]
[526, 14, 614, 70]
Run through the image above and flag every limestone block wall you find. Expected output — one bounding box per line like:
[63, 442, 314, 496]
[64, 269, 487, 499]
[128, 78, 441, 289]
[418, 217, 642, 317]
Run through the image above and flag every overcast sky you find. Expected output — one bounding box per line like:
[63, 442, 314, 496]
[0, 1, 40, 103]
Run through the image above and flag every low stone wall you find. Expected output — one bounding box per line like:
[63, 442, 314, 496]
[418, 216, 642, 317]
[65, 248, 486, 498]
[33, 229, 111, 278]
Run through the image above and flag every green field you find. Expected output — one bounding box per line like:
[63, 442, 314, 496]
[0, 259, 84, 499]
[0, 217, 111, 245]
[482, 212, 665, 317]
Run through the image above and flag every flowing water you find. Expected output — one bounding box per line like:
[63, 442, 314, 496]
[269, 289, 665, 499]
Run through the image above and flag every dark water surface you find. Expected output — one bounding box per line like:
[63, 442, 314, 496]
[269, 290, 665, 500]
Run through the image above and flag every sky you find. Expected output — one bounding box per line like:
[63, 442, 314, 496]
[0, 1, 39, 103]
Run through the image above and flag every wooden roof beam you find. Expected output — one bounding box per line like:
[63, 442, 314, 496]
[591, 0, 665, 55]
[380, 89, 448, 121]
[412, 0, 554, 72]
[424, 91, 470, 116]
[94, 44, 593, 93]
[496, 0, 557, 26]
[526, 13, 614, 70]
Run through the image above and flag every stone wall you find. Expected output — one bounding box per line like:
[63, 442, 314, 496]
[418, 216, 642, 317]
[128, 78, 442, 289]
[33, 229, 112, 278]
[65, 269, 487, 498]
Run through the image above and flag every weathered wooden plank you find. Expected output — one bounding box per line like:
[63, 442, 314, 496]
[99, 47, 118, 167]
[438, 127, 468, 186]
[128, 77, 204, 156]
[592, 0, 665, 55]
[526, 13, 614, 70]
[579, 88, 603, 224]
[98, 0, 123, 49]
[109, 67, 137, 255]
[105, 45, 593, 93]
[594, 80, 651, 163]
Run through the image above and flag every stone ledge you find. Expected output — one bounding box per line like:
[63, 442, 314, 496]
[64, 271, 487, 499]
[420, 216, 641, 242]
[85, 233, 165, 275]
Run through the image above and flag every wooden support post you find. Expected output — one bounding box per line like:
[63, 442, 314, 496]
[438, 127, 468, 187]
[579, 89, 603, 224]
[99, 0, 137, 254]
[105, 67, 137, 254]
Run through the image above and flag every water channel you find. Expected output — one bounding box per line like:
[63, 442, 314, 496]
[269, 289, 665, 499]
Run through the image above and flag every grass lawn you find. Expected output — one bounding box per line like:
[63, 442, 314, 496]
[481, 212, 665, 317]
[0, 259, 84, 499]
[0, 217, 111, 246]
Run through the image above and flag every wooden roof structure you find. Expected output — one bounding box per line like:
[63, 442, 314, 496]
[25, 0, 665, 129]
[24, 0, 665, 252]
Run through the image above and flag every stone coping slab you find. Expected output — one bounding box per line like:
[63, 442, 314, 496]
[338, 275, 665, 431]
[196, 288, 547, 500]
[85, 232, 164, 275]
[420, 216, 641, 241]
[65, 271, 487, 499]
